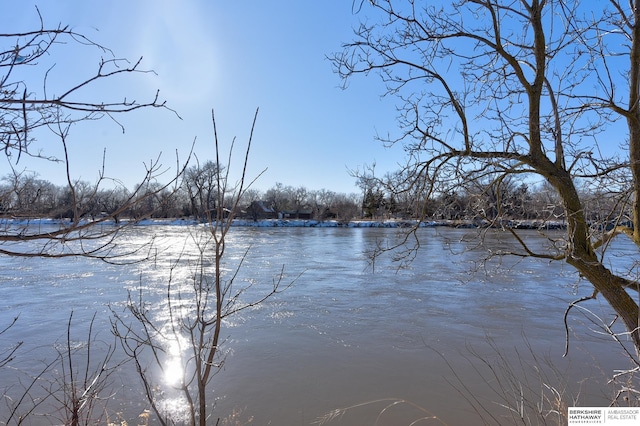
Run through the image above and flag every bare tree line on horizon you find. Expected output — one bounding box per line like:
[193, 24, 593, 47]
[0, 167, 630, 226]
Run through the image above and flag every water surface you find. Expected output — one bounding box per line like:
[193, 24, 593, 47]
[0, 226, 636, 424]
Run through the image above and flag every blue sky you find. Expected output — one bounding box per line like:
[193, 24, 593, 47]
[4, 1, 404, 195]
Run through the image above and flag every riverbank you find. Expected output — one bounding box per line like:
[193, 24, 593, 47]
[1, 217, 566, 229]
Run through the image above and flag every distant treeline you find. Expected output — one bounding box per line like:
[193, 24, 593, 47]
[0, 163, 627, 225]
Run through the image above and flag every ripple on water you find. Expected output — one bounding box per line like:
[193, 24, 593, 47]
[0, 226, 633, 425]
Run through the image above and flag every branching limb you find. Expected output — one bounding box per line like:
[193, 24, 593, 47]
[563, 289, 599, 357]
[591, 225, 634, 251]
[505, 227, 565, 260]
[0, 316, 22, 368]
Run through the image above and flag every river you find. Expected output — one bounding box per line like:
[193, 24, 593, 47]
[0, 225, 637, 425]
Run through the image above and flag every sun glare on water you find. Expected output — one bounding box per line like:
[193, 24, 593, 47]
[164, 336, 186, 387]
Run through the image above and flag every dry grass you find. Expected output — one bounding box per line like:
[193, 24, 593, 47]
[313, 398, 448, 425]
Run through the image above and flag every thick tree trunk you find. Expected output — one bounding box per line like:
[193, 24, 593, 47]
[568, 256, 640, 354]
[629, 109, 640, 248]
[629, 2, 640, 246]
[630, 123, 640, 246]
[543, 161, 640, 355]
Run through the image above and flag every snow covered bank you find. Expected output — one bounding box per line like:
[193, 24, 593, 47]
[0, 217, 435, 228]
[0, 217, 565, 229]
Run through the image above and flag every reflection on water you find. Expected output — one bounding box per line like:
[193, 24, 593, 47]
[163, 335, 186, 387]
[0, 226, 638, 424]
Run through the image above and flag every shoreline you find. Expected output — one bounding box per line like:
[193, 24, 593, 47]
[0, 217, 566, 229]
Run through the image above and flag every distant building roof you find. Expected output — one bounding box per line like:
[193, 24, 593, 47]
[253, 200, 275, 213]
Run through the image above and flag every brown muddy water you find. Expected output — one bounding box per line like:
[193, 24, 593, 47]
[1, 226, 637, 424]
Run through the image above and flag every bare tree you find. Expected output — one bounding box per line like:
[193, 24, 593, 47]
[50, 312, 121, 426]
[286, 185, 309, 219]
[183, 160, 224, 220]
[0, 171, 53, 215]
[111, 110, 293, 425]
[240, 187, 264, 221]
[332, 1, 640, 356]
[0, 7, 188, 260]
[94, 186, 131, 223]
[2, 312, 121, 425]
[331, 192, 361, 222]
[264, 182, 290, 217]
[0, 9, 190, 424]
[0, 317, 21, 369]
